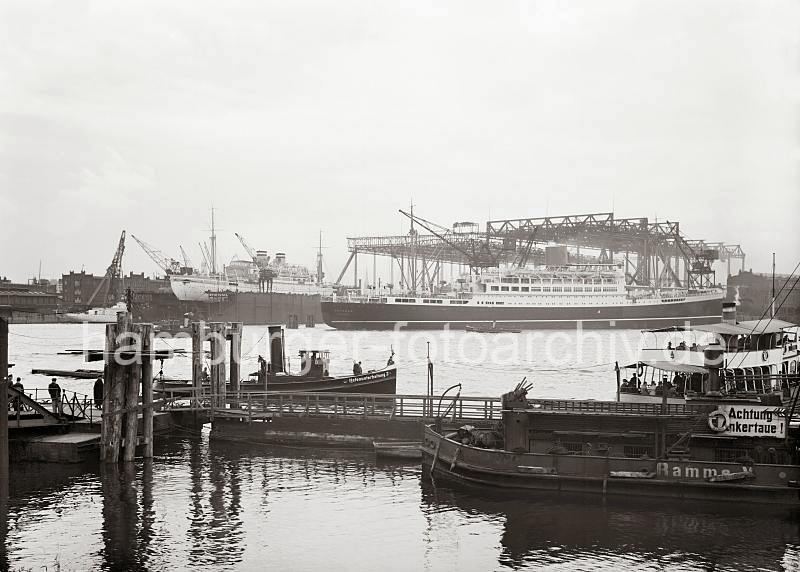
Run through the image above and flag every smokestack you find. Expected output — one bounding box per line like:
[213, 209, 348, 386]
[721, 302, 737, 325]
[268, 325, 285, 374]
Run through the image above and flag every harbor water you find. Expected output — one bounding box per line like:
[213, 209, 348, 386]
[4, 324, 800, 571]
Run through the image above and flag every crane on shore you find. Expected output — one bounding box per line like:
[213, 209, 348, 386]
[86, 230, 126, 306]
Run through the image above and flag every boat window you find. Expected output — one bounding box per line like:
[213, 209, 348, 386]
[511, 287, 519, 292]
[715, 448, 751, 463]
[624, 445, 654, 459]
[530, 287, 541, 292]
[521, 287, 529, 292]
[501, 286, 509, 292]
[520, 278, 530, 284]
[552, 286, 562, 292]
[542, 287, 551, 292]
[490, 286, 499, 292]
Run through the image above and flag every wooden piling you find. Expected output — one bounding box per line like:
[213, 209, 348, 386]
[228, 322, 242, 409]
[141, 324, 154, 458]
[122, 326, 142, 462]
[102, 313, 130, 463]
[0, 315, 9, 500]
[191, 322, 204, 408]
[209, 323, 226, 410]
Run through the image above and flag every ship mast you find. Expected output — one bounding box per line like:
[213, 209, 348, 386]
[316, 231, 324, 286]
[210, 207, 217, 276]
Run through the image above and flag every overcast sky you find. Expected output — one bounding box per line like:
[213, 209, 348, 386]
[1, 0, 798, 283]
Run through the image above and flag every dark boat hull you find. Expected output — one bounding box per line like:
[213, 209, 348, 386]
[421, 426, 800, 505]
[322, 296, 724, 330]
[155, 367, 397, 395]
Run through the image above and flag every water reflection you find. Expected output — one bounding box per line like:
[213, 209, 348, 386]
[100, 463, 142, 570]
[186, 435, 245, 567]
[5, 436, 800, 571]
[420, 482, 800, 570]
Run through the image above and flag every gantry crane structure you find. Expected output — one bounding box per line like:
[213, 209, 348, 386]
[336, 211, 746, 294]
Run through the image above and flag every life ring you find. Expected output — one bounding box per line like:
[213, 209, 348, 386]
[761, 350, 768, 362]
[637, 363, 644, 377]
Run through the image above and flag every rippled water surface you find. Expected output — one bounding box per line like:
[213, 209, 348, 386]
[4, 324, 800, 571]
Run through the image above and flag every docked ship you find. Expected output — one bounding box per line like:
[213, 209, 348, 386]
[618, 303, 800, 405]
[169, 217, 333, 302]
[322, 263, 725, 330]
[170, 259, 333, 302]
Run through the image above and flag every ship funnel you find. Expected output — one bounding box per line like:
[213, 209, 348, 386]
[268, 325, 285, 373]
[721, 302, 737, 325]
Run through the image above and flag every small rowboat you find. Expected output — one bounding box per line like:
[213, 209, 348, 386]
[373, 441, 422, 459]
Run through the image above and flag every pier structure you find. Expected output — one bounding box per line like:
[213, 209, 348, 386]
[335, 211, 746, 294]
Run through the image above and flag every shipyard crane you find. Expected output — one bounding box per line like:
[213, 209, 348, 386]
[179, 245, 193, 270]
[131, 234, 182, 275]
[235, 232, 275, 291]
[235, 232, 260, 265]
[86, 230, 126, 306]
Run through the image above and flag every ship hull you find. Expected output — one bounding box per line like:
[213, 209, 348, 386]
[421, 426, 800, 505]
[170, 275, 333, 302]
[322, 295, 724, 330]
[155, 367, 397, 395]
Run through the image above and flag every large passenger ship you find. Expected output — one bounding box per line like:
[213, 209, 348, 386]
[322, 263, 724, 330]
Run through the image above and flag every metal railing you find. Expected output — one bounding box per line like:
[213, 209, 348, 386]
[157, 391, 719, 420]
[157, 389, 504, 422]
[8, 387, 96, 424]
[527, 399, 712, 416]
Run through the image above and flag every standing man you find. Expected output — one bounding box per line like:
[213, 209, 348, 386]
[11, 377, 24, 413]
[48, 378, 62, 415]
[93, 377, 104, 409]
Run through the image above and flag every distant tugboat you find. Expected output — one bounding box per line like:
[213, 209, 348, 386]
[156, 326, 396, 395]
[322, 263, 724, 330]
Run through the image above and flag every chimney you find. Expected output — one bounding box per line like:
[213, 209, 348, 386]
[721, 302, 737, 325]
[268, 325, 285, 373]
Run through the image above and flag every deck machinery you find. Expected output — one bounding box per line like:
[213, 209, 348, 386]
[336, 211, 745, 295]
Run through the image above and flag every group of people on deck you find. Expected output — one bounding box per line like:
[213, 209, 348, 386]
[666, 341, 700, 351]
[621, 372, 687, 397]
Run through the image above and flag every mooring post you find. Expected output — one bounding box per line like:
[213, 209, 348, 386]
[122, 323, 142, 462]
[140, 324, 154, 459]
[228, 322, 242, 409]
[0, 314, 9, 500]
[101, 320, 116, 461]
[191, 322, 204, 409]
[103, 312, 130, 463]
[209, 322, 226, 410]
